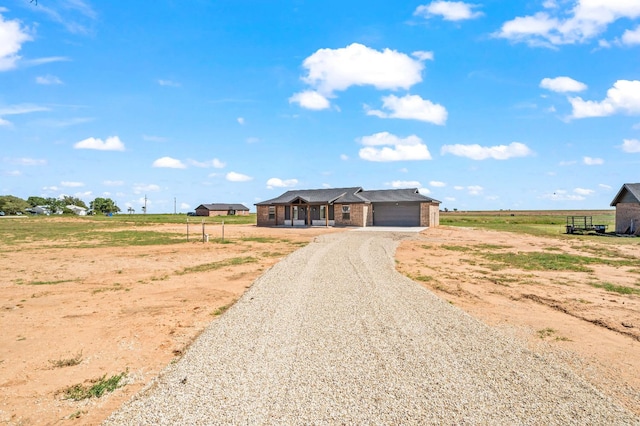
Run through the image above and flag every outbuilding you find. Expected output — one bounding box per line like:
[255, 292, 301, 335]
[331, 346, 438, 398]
[195, 203, 250, 217]
[610, 183, 640, 235]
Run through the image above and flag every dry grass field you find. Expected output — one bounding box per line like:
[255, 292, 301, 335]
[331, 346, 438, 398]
[1, 211, 638, 424]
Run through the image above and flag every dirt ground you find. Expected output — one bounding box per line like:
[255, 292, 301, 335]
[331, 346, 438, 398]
[1, 223, 639, 424]
[396, 226, 640, 417]
[0, 223, 344, 425]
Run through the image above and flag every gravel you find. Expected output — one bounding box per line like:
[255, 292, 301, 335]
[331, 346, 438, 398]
[104, 231, 639, 425]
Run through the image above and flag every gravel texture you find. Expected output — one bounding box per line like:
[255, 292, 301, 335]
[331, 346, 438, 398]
[104, 231, 639, 425]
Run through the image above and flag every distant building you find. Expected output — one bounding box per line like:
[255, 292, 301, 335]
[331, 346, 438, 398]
[610, 183, 640, 235]
[66, 205, 87, 216]
[195, 203, 250, 217]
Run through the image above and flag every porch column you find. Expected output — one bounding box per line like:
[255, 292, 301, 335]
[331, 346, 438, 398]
[326, 204, 329, 227]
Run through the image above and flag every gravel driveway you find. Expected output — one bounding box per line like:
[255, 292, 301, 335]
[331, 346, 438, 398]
[104, 231, 638, 425]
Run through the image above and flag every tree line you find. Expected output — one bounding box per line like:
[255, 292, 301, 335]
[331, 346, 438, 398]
[0, 195, 121, 215]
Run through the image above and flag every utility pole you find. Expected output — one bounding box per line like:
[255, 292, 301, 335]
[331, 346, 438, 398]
[143, 194, 147, 214]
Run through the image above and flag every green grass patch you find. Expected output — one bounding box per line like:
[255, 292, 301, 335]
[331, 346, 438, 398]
[211, 302, 234, 316]
[589, 282, 640, 295]
[177, 256, 258, 275]
[477, 251, 634, 272]
[49, 351, 83, 368]
[62, 371, 127, 400]
[441, 245, 474, 252]
[412, 274, 435, 282]
[27, 279, 73, 286]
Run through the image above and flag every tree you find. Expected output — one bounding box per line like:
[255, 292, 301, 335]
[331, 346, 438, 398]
[27, 196, 47, 207]
[61, 195, 88, 209]
[44, 197, 64, 214]
[90, 197, 120, 214]
[0, 195, 30, 215]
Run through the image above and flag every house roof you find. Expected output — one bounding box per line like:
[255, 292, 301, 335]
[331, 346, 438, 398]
[610, 183, 640, 206]
[255, 187, 440, 205]
[255, 187, 364, 205]
[359, 188, 441, 203]
[197, 203, 249, 211]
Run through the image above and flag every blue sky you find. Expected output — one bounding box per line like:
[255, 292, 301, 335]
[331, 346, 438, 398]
[1, 0, 639, 213]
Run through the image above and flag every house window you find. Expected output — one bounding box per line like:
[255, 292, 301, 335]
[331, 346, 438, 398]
[268, 206, 275, 220]
[293, 206, 299, 220]
[342, 205, 350, 220]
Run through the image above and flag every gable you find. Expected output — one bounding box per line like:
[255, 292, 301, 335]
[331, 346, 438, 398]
[610, 183, 640, 206]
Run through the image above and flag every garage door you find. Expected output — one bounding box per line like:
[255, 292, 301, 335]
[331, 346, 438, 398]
[373, 202, 420, 226]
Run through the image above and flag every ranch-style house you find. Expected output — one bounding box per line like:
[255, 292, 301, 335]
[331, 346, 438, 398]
[255, 187, 440, 228]
[195, 203, 250, 217]
[610, 183, 640, 235]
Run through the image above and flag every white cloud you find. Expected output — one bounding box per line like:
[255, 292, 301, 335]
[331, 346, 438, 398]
[542, 190, 585, 201]
[157, 79, 181, 87]
[430, 181, 446, 187]
[574, 187, 594, 195]
[180, 202, 190, 209]
[188, 158, 226, 168]
[583, 156, 604, 165]
[496, 1, 640, 47]
[453, 186, 464, 190]
[9, 157, 47, 166]
[74, 136, 125, 151]
[142, 134, 167, 142]
[4, 170, 21, 176]
[621, 138, 640, 153]
[340, 154, 349, 161]
[599, 184, 612, 190]
[0, 117, 10, 126]
[266, 178, 298, 189]
[0, 103, 49, 116]
[467, 185, 483, 195]
[36, 74, 63, 85]
[289, 90, 331, 110]
[298, 43, 425, 96]
[414, 1, 483, 21]
[621, 25, 640, 45]
[0, 11, 32, 71]
[366, 94, 447, 125]
[103, 180, 124, 186]
[412, 50, 434, 61]
[559, 160, 577, 166]
[417, 187, 432, 195]
[441, 142, 534, 160]
[237, 117, 245, 125]
[358, 132, 432, 162]
[23, 56, 71, 67]
[226, 171, 253, 182]
[61, 181, 84, 187]
[133, 183, 160, 194]
[390, 180, 422, 188]
[540, 76, 587, 93]
[570, 80, 640, 118]
[152, 156, 186, 169]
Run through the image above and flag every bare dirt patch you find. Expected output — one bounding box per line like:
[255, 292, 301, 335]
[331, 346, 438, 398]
[0, 223, 344, 425]
[396, 226, 640, 416]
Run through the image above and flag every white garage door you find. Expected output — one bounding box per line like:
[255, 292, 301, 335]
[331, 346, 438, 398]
[373, 202, 420, 226]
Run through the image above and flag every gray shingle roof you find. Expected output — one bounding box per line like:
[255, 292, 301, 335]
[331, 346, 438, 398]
[255, 187, 440, 205]
[198, 203, 249, 211]
[255, 187, 363, 205]
[610, 183, 640, 206]
[359, 188, 440, 203]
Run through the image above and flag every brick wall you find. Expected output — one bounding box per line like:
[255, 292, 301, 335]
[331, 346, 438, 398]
[256, 205, 274, 226]
[420, 203, 440, 227]
[615, 203, 640, 234]
[333, 203, 367, 226]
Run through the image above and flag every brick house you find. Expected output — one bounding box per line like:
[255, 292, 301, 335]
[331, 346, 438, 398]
[255, 187, 440, 227]
[195, 203, 250, 217]
[610, 183, 640, 235]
